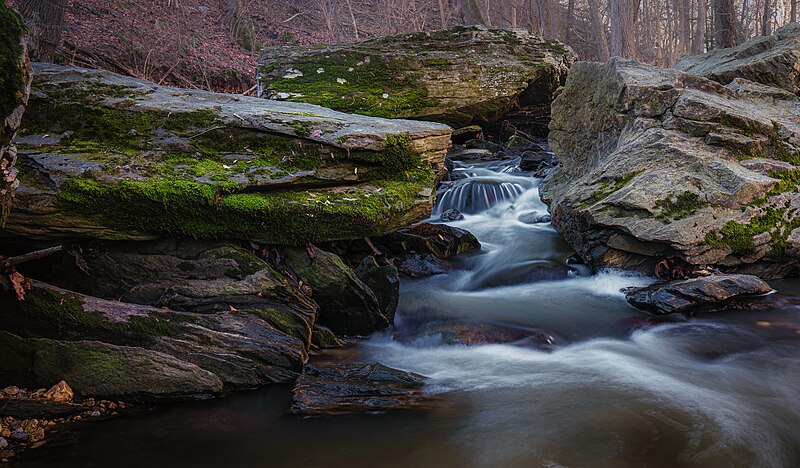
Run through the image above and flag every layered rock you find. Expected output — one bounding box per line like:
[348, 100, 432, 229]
[541, 58, 800, 278]
[258, 26, 575, 131]
[0, 1, 31, 226]
[676, 23, 800, 95]
[625, 274, 773, 315]
[6, 63, 451, 244]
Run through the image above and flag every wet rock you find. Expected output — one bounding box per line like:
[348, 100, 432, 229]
[43, 380, 73, 403]
[395, 253, 446, 278]
[410, 321, 556, 349]
[540, 58, 800, 278]
[465, 139, 504, 153]
[259, 26, 575, 128]
[519, 150, 554, 172]
[387, 223, 481, 259]
[0, 437, 6, 449]
[355, 256, 400, 324]
[7, 63, 450, 244]
[9, 432, 27, 442]
[505, 135, 539, 153]
[289, 363, 436, 415]
[284, 246, 387, 336]
[440, 208, 464, 222]
[676, 23, 800, 95]
[450, 126, 483, 144]
[311, 325, 347, 349]
[518, 212, 551, 224]
[625, 274, 773, 315]
[447, 147, 495, 161]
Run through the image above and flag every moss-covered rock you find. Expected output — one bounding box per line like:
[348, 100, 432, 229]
[258, 26, 575, 130]
[6, 63, 451, 244]
[540, 58, 800, 278]
[0, 0, 31, 227]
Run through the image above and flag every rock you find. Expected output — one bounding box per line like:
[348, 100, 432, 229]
[505, 135, 539, 153]
[395, 253, 446, 278]
[447, 147, 495, 161]
[385, 223, 481, 259]
[440, 208, 464, 221]
[258, 26, 575, 129]
[518, 212, 551, 224]
[541, 58, 800, 278]
[355, 256, 400, 324]
[311, 325, 347, 349]
[289, 362, 436, 415]
[0, 399, 86, 419]
[625, 274, 773, 315]
[0, 280, 310, 396]
[2, 386, 19, 397]
[450, 126, 483, 144]
[0, 437, 6, 449]
[675, 23, 800, 95]
[6, 63, 451, 244]
[283, 246, 387, 336]
[519, 149, 554, 172]
[465, 139, 504, 153]
[9, 431, 26, 442]
[0, 2, 31, 226]
[408, 321, 556, 349]
[46, 238, 319, 351]
[43, 380, 73, 403]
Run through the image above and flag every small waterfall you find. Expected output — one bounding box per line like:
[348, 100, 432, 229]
[434, 178, 527, 214]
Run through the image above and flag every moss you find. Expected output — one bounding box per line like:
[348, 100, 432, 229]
[705, 206, 792, 256]
[0, 0, 26, 121]
[251, 307, 312, 347]
[752, 170, 800, 206]
[654, 191, 708, 222]
[579, 171, 641, 208]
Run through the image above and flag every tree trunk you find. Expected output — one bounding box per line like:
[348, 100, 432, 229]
[226, 0, 258, 51]
[694, 0, 706, 54]
[16, 0, 67, 61]
[762, 0, 772, 35]
[564, 0, 576, 43]
[588, 0, 610, 60]
[713, 0, 738, 48]
[680, 0, 691, 55]
[438, 0, 449, 27]
[793, 0, 797, 23]
[344, 0, 359, 39]
[610, 0, 637, 58]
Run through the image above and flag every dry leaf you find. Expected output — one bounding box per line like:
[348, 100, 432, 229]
[9, 271, 28, 301]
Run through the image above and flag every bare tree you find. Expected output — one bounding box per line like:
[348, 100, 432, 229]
[588, 0, 610, 59]
[17, 0, 68, 61]
[694, 0, 706, 53]
[762, 0, 773, 35]
[610, 0, 638, 57]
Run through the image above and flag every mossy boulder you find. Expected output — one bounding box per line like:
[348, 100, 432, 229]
[540, 58, 800, 278]
[0, 275, 315, 396]
[0, 0, 31, 227]
[6, 63, 451, 244]
[258, 26, 575, 130]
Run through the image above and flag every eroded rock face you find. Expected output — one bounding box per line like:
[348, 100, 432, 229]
[540, 58, 800, 278]
[0, 2, 32, 227]
[676, 23, 800, 95]
[625, 274, 773, 315]
[289, 362, 435, 415]
[6, 63, 451, 244]
[0, 277, 313, 397]
[258, 26, 575, 131]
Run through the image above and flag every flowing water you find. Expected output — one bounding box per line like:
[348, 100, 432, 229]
[14, 154, 800, 467]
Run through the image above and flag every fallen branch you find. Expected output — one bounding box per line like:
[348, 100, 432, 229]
[1, 246, 63, 270]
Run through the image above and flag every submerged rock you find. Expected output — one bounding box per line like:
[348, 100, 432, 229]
[258, 26, 575, 129]
[541, 57, 800, 278]
[289, 362, 435, 415]
[6, 63, 451, 244]
[625, 274, 773, 315]
[0, 1, 31, 226]
[355, 256, 400, 325]
[440, 208, 464, 221]
[676, 23, 800, 95]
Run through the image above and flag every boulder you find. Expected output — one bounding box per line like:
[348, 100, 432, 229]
[541, 58, 800, 278]
[45, 238, 319, 349]
[355, 256, 400, 324]
[283, 246, 387, 335]
[289, 362, 436, 415]
[0, 1, 31, 226]
[625, 274, 773, 315]
[6, 63, 451, 244]
[0, 279, 312, 395]
[676, 23, 800, 95]
[258, 26, 575, 130]
[385, 223, 481, 258]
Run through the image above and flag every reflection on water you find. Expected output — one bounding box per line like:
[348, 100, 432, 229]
[14, 154, 800, 467]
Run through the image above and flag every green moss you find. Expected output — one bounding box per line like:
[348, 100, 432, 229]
[251, 307, 312, 346]
[0, 0, 26, 121]
[579, 171, 641, 207]
[752, 170, 800, 206]
[654, 191, 708, 222]
[705, 206, 794, 256]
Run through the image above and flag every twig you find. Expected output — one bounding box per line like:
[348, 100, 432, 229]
[188, 126, 226, 139]
[242, 84, 258, 96]
[1, 246, 63, 270]
[282, 12, 304, 23]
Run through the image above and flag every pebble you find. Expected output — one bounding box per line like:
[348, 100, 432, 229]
[10, 432, 28, 442]
[0, 437, 7, 449]
[2, 387, 19, 397]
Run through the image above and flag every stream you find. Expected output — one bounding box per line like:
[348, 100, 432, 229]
[14, 154, 800, 467]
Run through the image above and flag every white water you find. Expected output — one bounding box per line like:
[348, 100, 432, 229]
[361, 155, 800, 467]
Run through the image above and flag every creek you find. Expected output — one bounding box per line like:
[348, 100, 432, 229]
[14, 151, 800, 467]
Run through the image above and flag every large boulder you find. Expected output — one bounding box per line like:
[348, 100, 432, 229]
[0, 1, 31, 227]
[0, 277, 313, 396]
[541, 58, 800, 278]
[258, 26, 575, 131]
[6, 63, 451, 244]
[676, 23, 800, 95]
[283, 246, 387, 335]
